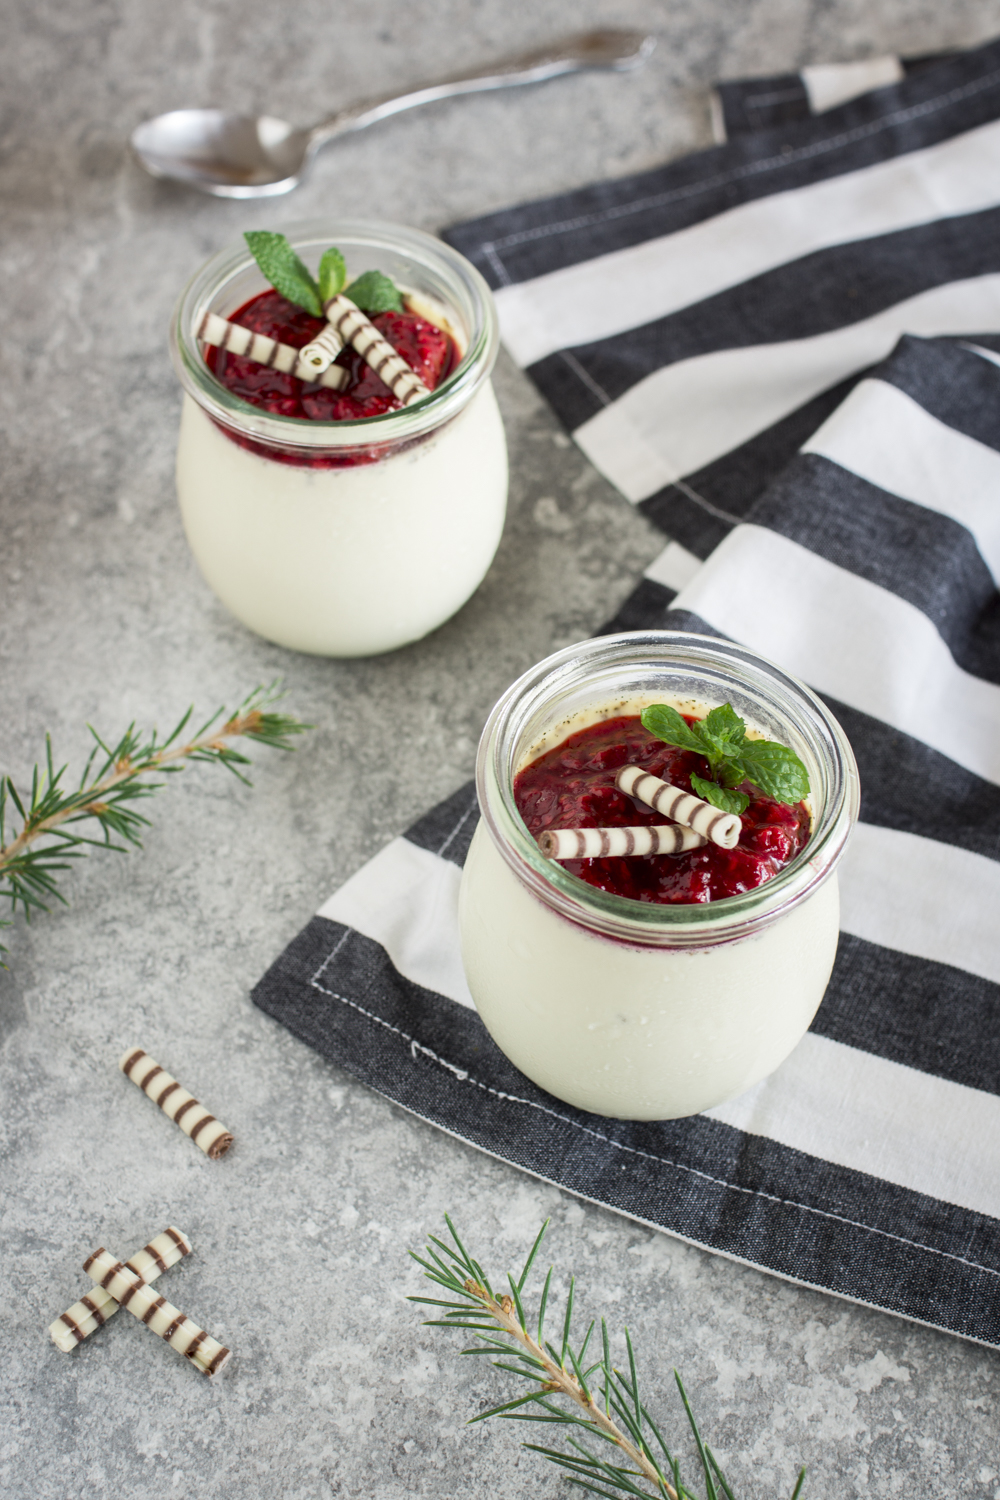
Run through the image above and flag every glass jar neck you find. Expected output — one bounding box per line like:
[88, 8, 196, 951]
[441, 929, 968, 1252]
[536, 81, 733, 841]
[476, 631, 859, 949]
[169, 218, 499, 457]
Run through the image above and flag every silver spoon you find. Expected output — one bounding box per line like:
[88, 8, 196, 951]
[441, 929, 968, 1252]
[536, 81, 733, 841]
[130, 30, 655, 198]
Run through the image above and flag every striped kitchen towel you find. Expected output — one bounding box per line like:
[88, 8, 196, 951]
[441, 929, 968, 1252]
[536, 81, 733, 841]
[445, 34, 1000, 559]
[253, 47, 1000, 1348]
[254, 330, 1000, 1349]
[710, 51, 955, 141]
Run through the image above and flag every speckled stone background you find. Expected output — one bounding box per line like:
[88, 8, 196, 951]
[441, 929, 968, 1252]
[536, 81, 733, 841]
[2, 3, 1000, 1496]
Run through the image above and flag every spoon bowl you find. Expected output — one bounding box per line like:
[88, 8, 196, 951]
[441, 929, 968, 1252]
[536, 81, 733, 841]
[132, 110, 313, 195]
[130, 30, 655, 197]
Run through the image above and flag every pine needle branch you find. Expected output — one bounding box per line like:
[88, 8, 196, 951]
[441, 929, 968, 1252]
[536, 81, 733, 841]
[0, 681, 310, 961]
[410, 1217, 806, 1500]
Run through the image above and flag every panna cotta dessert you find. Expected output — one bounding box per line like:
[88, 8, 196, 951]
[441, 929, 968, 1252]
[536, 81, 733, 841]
[169, 220, 507, 656]
[459, 631, 859, 1120]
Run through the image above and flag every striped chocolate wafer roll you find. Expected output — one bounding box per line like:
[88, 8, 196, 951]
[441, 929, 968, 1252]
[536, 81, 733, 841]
[119, 1048, 233, 1159]
[309, 294, 430, 405]
[197, 310, 348, 390]
[83, 1249, 231, 1378]
[538, 824, 706, 860]
[50, 1227, 190, 1353]
[294, 320, 344, 373]
[616, 766, 742, 848]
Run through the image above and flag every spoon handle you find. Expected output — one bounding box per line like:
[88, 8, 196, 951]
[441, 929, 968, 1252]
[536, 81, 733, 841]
[308, 29, 655, 145]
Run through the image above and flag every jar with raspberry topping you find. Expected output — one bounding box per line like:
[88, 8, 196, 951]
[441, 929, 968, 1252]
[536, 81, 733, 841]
[170, 220, 507, 656]
[459, 631, 859, 1120]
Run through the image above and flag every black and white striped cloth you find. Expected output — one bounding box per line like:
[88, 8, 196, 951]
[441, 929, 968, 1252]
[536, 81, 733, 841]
[254, 40, 1000, 1349]
[446, 35, 1000, 558]
[711, 51, 955, 141]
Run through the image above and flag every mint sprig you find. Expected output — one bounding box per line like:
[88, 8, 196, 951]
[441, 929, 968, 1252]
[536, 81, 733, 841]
[641, 702, 809, 816]
[318, 246, 347, 304]
[243, 233, 404, 319]
[244, 231, 323, 317]
[344, 269, 404, 314]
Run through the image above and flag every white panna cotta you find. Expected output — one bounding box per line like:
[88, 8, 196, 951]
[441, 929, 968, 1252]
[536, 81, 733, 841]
[461, 821, 840, 1119]
[176, 384, 507, 657]
[459, 633, 859, 1121]
[170, 220, 508, 657]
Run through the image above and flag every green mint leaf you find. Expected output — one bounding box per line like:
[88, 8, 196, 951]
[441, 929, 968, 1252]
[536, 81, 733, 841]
[640, 704, 705, 755]
[244, 231, 322, 317]
[736, 740, 810, 804]
[690, 773, 749, 816]
[695, 704, 747, 771]
[694, 729, 730, 767]
[318, 246, 347, 304]
[702, 703, 746, 752]
[716, 759, 746, 789]
[344, 269, 404, 314]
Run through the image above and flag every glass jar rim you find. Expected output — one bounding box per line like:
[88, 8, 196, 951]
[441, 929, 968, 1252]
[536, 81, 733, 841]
[169, 217, 500, 451]
[476, 630, 860, 948]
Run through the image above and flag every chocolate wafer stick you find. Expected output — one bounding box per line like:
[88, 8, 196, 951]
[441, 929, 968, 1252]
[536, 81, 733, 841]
[538, 824, 706, 860]
[295, 320, 344, 372]
[49, 1226, 190, 1353]
[83, 1249, 231, 1378]
[119, 1048, 233, 1159]
[197, 310, 348, 389]
[616, 765, 742, 848]
[301, 293, 430, 404]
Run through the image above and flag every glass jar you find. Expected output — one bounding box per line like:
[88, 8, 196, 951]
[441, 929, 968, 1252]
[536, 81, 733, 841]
[459, 631, 859, 1120]
[169, 219, 507, 657]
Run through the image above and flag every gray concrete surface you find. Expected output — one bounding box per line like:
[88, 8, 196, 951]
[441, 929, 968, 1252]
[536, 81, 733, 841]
[2, 3, 1000, 1496]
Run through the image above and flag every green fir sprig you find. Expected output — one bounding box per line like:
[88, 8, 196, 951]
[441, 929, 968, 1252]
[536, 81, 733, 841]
[640, 703, 809, 817]
[244, 231, 404, 315]
[411, 1216, 806, 1500]
[0, 683, 310, 960]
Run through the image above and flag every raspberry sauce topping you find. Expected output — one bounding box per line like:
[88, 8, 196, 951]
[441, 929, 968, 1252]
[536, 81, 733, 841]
[514, 713, 810, 904]
[206, 290, 458, 422]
